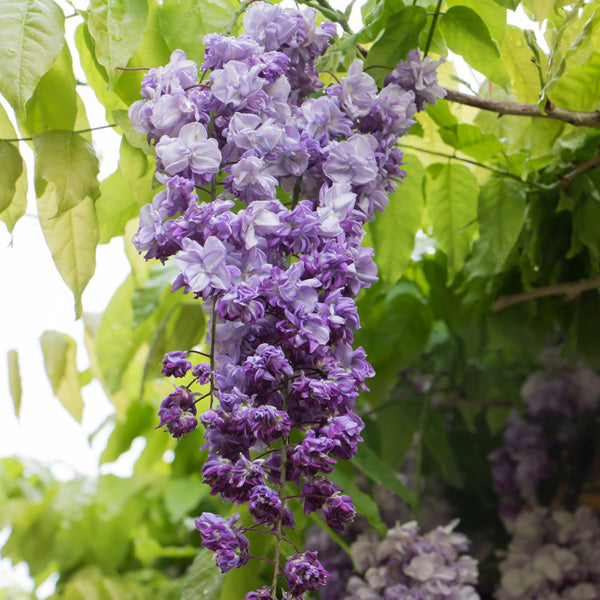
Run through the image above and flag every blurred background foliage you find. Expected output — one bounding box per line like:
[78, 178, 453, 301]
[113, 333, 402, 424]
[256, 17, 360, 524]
[1, 0, 600, 598]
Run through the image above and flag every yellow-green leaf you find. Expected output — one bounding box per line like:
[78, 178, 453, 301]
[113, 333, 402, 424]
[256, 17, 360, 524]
[501, 26, 543, 104]
[40, 331, 84, 422]
[425, 163, 479, 283]
[0, 0, 65, 110]
[367, 154, 425, 285]
[0, 104, 27, 232]
[19, 42, 77, 136]
[158, 0, 235, 65]
[37, 193, 99, 319]
[478, 176, 527, 265]
[8, 350, 22, 417]
[0, 141, 23, 212]
[34, 131, 99, 216]
[87, 0, 149, 88]
[439, 6, 510, 90]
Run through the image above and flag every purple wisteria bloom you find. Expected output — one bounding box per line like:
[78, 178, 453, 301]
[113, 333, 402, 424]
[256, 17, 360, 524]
[162, 351, 192, 377]
[130, 2, 447, 594]
[385, 49, 447, 111]
[156, 122, 221, 181]
[195, 512, 250, 572]
[285, 551, 331, 595]
[157, 386, 198, 439]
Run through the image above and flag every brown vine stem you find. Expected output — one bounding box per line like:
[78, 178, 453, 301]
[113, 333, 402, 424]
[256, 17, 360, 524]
[271, 391, 290, 599]
[209, 298, 217, 409]
[0, 123, 117, 143]
[558, 152, 600, 189]
[491, 276, 600, 312]
[443, 88, 600, 128]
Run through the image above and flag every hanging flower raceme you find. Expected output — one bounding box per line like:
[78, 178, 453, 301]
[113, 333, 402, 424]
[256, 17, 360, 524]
[130, 2, 446, 597]
[346, 520, 480, 600]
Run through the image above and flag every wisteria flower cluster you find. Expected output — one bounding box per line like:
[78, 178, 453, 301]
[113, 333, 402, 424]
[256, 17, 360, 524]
[496, 507, 600, 600]
[489, 350, 600, 599]
[129, 2, 445, 597]
[346, 520, 480, 599]
[489, 350, 600, 521]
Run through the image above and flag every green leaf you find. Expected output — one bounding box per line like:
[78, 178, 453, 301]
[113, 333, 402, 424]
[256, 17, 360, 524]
[364, 6, 427, 85]
[112, 108, 153, 154]
[164, 478, 207, 523]
[95, 275, 137, 394]
[8, 350, 22, 418]
[572, 196, 600, 259]
[87, 0, 149, 88]
[0, 141, 23, 213]
[422, 408, 462, 486]
[425, 163, 479, 282]
[97, 138, 154, 243]
[0, 107, 27, 233]
[74, 23, 128, 116]
[357, 281, 433, 369]
[447, 0, 507, 44]
[352, 443, 415, 506]
[0, 0, 65, 111]
[492, 0, 520, 9]
[37, 194, 99, 319]
[96, 169, 139, 244]
[501, 26, 543, 104]
[522, 0, 572, 22]
[438, 123, 503, 162]
[19, 42, 77, 136]
[158, 0, 235, 65]
[143, 303, 206, 386]
[40, 331, 84, 422]
[367, 154, 425, 285]
[478, 176, 527, 265]
[34, 131, 99, 217]
[181, 549, 225, 600]
[439, 6, 510, 90]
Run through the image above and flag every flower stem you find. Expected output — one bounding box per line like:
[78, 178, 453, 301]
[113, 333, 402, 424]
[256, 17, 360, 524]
[423, 0, 443, 58]
[271, 393, 289, 597]
[209, 299, 217, 409]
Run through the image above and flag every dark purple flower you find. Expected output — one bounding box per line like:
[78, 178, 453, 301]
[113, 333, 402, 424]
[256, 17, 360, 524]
[284, 551, 331, 595]
[162, 351, 192, 378]
[192, 362, 212, 385]
[323, 493, 355, 532]
[157, 386, 198, 438]
[195, 512, 249, 572]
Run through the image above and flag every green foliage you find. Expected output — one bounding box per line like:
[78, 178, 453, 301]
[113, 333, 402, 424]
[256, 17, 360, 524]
[3, 1, 600, 598]
[87, 0, 149, 88]
[7, 350, 22, 418]
[439, 6, 510, 89]
[40, 331, 85, 422]
[424, 163, 479, 282]
[34, 131, 100, 216]
[364, 6, 427, 85]
[0, 0, 65, 111]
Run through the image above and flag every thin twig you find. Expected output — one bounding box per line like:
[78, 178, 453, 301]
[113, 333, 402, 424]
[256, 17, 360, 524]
[0, 123, 117, 143]
[444, 88, 600, 128]
[423, 0, 443, 58]
[492, 276, 600, 312]
[558, 152, 600, 188]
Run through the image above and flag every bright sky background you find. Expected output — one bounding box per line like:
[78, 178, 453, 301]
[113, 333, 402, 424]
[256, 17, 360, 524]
[0, 0, 545, 594]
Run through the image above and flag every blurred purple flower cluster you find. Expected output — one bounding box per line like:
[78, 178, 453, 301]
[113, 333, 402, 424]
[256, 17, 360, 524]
[489, 350, 600, 599]
[497, 507, 600, 600]
[129, 2, 446, 597]
[346, 520, 480, 599]
[489, 349, 600, 521]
